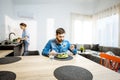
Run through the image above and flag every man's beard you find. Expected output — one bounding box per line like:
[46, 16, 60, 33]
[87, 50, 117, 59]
[56, 38, 63, 43]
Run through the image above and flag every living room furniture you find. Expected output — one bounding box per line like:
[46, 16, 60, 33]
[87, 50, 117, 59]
[100, 53, 120, 72]
[25, 50, 39, 56]
[76, 44, 120, 56]
[76, 44, 120, 72]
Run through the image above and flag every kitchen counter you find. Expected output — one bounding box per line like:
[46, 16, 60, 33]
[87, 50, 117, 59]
[0, 43, 22, 49]
[0, 50, 13, 58]
[0, 42, 24, 56]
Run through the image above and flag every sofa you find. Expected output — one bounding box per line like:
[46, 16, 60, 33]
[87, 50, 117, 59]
[75, 44, 120, 64]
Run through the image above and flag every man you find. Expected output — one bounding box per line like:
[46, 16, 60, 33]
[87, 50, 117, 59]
[42, 27, 77, 56]
[20, 23, 30, 56]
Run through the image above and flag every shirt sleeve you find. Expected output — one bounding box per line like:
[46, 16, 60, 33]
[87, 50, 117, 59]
[25, 30, 30, 38]
[23, 30, 30, 43]
[68, 42, 77, 55]
[71, 48, 77, 55]
[42, 40, 51, 56]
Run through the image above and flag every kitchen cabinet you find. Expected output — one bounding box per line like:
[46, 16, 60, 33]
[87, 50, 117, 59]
[0, 42, 24, 56]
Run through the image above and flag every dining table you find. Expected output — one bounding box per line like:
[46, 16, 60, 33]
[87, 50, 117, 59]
[0, 54, 120, 80]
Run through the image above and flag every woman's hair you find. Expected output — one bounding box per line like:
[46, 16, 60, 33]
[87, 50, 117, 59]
[20, 23, 27, 27]
[56, 28, 65, 35]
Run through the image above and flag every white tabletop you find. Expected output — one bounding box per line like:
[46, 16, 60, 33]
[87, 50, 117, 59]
[0, 54, 120, 80]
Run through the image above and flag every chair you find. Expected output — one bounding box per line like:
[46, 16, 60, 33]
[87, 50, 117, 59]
[100, 53, 120, 72]
[26, 50, 39, 56]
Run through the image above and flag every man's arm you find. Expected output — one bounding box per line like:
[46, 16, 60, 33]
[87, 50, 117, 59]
[24, 30, 30, 40]
[21, 30, 30, 42]
[42, 40, 51, 56]
[68, 43, 77, 55]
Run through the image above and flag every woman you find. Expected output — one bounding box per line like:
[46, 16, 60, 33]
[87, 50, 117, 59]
[19, 23, 30, 56]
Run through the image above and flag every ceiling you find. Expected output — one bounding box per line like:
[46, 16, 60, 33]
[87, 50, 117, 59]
[12, 0, 120, 5]
[12, 0, 120, 14]
[13, 0, 95, 4]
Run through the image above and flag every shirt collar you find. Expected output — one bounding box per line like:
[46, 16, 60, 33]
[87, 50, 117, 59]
[55, 39, 64, 45]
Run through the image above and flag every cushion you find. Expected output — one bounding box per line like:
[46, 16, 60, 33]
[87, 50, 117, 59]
[83, 44, 91, 49]
[106, 51, 115, 55]
[91, 44, 99, 51]
[101, 46, 120, 56]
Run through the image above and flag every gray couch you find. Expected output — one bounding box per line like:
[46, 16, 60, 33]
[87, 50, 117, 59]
[76, 44, 120, 56]
[75, 44, 120, 64]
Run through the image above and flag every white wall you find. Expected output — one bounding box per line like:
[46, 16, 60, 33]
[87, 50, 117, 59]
[13, 1, 120, 52]
[0, 0, 13, 41]
[13, 3, 94, 53]
[0, 0, 120, 53]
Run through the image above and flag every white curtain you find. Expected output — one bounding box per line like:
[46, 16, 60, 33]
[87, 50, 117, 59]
[71, 13, 93, 44]
[71, 3, 120, 47]
[93, 3, 120, 47]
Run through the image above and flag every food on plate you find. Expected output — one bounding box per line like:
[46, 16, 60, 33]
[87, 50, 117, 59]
[56, 53, 68, 58]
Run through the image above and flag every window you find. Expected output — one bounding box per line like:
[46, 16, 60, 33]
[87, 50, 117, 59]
[96, 14, 119, 47]
[71, 14, 93, 44]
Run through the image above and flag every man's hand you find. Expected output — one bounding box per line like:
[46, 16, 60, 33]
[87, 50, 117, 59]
[70, 45, 75, 51]
[49, 50, 57, 56]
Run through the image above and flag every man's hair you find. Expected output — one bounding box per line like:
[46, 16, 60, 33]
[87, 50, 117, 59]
[20, 23, 27, 27]
[56, 28, 65, 35]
